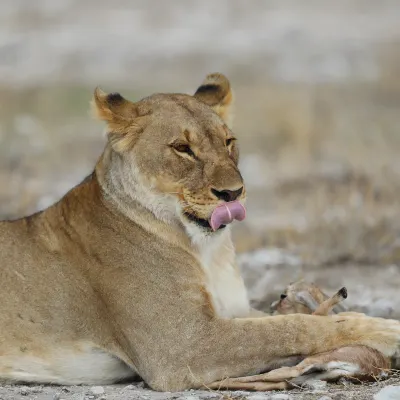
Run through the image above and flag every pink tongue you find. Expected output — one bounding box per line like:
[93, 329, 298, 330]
[209, 201, 246, 231]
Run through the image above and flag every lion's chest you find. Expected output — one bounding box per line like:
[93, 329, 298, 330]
[198, 235, 250, 319]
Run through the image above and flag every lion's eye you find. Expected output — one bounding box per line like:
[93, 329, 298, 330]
[172, 143, 195, 158]
[226, 137, 236, 147]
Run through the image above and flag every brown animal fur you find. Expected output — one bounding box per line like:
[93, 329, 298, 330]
[1, 74, 400, 391]
[312, 287, 348, 316]
[270, 279, 348, 316]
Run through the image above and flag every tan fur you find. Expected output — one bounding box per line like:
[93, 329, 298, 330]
[1, 74, 400, 391]
[312, 287, 347, 316]
[270, 279, 347, 315]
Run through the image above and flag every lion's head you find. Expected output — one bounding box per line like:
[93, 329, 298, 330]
[92, 73, 246, 237]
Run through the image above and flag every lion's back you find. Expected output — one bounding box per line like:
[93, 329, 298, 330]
[0, 219, 30, 270]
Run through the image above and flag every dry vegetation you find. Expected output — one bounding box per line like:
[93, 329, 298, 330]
[1, 46, 400, 288]
[232, 46, 400, 266]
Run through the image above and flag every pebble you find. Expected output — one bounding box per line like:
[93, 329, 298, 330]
[318, 396, 333, 400]
[176, 396, 200, 400]
[89, 386, 105, 396]
[302, 379, 328, 391]
[19, 387, 30, 396]
[247, 395, 270, 400]
[374, 385, 400, 400]
[270, 394, 293, 400]
[199, 394, 220, 399]
[70, 395, 85, 400]
[337, 377, 351, 386]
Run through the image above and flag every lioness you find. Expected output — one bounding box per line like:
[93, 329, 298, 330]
[0, 73, 399, 391]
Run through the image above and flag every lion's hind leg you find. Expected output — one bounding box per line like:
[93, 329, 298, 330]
[0, 342, 135, 385]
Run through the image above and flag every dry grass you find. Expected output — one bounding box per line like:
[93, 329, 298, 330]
[229, 48, 400, 265]
[2, 69, 400, 263]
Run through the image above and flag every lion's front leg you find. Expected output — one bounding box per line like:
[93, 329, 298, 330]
[157, 313, 400, 391]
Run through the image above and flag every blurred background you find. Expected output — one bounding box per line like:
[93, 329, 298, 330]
[1, 0, 400, 317]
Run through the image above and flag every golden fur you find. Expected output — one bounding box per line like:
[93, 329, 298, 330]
[0, 73, 400, 391]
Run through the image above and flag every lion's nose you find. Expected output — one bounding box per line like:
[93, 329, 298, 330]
[211, 187, 243, 202]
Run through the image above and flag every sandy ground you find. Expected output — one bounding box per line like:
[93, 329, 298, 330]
[1, 378, 400, 400]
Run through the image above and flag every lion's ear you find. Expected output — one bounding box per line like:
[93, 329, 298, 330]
[91, 88, 138, 126]
[91, 88, 145, 153]
[194, 73, 234, 127]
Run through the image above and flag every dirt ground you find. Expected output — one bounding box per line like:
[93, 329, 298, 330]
[1, 1, 400, 399]
[1, 378, 400, 400]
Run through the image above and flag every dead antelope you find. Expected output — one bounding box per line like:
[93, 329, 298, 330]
[270, 280, 348, 316]
[209, 280, 390, 391]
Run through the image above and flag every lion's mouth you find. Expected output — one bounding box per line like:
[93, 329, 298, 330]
[183, 201, 246, 231]
[184, 212, 226, 231]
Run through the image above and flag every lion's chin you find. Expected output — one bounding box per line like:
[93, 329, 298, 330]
[183, 212, 226, 231]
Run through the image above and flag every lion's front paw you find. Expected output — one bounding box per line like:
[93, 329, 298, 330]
[333, 315, 400, 358]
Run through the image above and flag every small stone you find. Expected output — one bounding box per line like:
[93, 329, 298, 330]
[337, 377, 351, 386]
[247, 395, 269, 400]
[303, 379, 328, 391]
[89, 386, 105, 396]
[176, 396, 200, 400]
[27, 386, 43, 393]
[270, 394, 292, 400]
[123, 384, 135, 390]
[199, 394, 220, 399]
[19, 387, 30, 396]
[318, 396, 333, 400]
[70, 395, 85, 400]
[374, 385, 400, 400]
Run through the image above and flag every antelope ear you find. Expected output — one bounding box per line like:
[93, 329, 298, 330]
[295, 291, 320, 312]
[194, 73, 234, 127]
[91, 88, 145, 153]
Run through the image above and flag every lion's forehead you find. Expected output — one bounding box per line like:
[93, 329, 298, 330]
[141, 93, 224, 126]
[137, 99, 228, 154]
